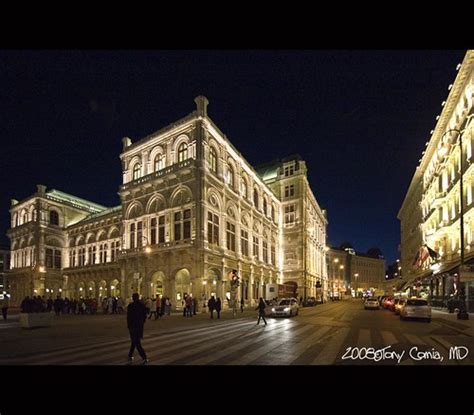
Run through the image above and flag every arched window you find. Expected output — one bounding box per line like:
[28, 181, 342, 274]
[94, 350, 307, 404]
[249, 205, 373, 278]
[209, 147, 217, 173]
[178, 143, 188, 162]
[130, 223, 136, 249]
[253, 188, 259, 209]
[241, 178, 248, 199]
[263, 198, 267, 216]
[133, 164, 141, 180]
[50, 210, 59, 226]
[227, 164, 234, 188]
[154, 154, 165, 171]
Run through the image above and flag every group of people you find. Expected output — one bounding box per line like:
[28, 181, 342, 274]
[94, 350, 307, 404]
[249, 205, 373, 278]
[144, 295, 172, 319]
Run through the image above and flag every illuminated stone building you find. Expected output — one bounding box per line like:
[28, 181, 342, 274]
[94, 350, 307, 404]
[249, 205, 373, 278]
[398, 50, 474, 309]
[7, 96, 328, 307]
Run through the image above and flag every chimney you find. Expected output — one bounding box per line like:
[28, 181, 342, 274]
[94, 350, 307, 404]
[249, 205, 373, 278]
[122, 137, 132, 151]
[194, 96, 209, 117]
[36, 184, 46, 196]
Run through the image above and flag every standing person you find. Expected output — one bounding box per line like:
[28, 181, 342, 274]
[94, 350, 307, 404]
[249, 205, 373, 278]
[256, 297, 267, 326]
[215, 297, 222, 319]
[148, 297, 157, 320]
[240, 297, 244, 313]
[208, 295, 216, 319]
[127, 293, 148, 364]
[1, 295, 9, 320]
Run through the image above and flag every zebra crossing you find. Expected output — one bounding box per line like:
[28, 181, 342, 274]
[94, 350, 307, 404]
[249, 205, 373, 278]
[0, 316, 462, 365]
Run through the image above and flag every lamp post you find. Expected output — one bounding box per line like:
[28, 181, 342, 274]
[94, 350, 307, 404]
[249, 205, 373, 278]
[438, 129, 469, 320]
[354, 273, 359, 297]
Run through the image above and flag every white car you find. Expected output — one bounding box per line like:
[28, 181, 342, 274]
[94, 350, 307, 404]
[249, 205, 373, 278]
[271, 298, 299, 317]
[364, 297, 380, 310]
[399, 298, 431, 322]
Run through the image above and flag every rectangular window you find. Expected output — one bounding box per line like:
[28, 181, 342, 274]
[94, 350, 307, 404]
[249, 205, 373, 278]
[284, 184, 295, 198]
[253, 236, 259, 260]
[285, 204, 296, 224]
[226, 222, 236, 251]
[103, 244, 108, 263]
[137, 221, 143, 247]
[241, 229, 249, 257]
[174, 212, 182, 241]
[91, 246, 96, 265]
[54, 250, 61, 269]
[130, 223, 135, 249]
[46, 248, 53, 268]
[271, 244, 276, 265]
[263, 240, 268, 263]
[158, 216, 165, 243]
[183, 209, 191, 239]
[150, 218, 157, 245]
[284, 164, 295, 177]
[208, 212, 219, 245]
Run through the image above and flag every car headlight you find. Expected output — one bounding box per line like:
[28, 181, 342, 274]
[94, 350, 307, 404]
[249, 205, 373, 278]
[272, 308, 275, 312]
[284, 307, 290, 312]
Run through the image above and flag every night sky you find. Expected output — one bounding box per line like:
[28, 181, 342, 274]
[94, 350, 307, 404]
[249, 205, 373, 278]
[0, 50, 467, 264]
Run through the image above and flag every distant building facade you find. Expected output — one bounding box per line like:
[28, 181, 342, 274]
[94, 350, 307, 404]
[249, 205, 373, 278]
[326, 246, 385, 296]
[398, 50, 474, 308]
[7, 97, 328, 307]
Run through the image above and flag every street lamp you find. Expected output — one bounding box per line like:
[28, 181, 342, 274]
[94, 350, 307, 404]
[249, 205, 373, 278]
[438, 128, 469, 320]
[354, 273, 359, 296]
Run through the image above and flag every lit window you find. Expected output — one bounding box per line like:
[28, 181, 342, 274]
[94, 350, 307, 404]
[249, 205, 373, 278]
[209, 147, 217, 173]
[154, 154, 165, 171]
[133, 164, 141, 180]
[178, 143, 188, 162]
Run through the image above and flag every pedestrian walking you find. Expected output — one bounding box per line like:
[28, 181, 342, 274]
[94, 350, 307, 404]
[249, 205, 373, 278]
[215, 297, 222, 319]
[1, 295, 9, 320]
[256, 297, 267, 326]
[240, 297, 244, 313]
[208, 295, 216, 319]
[127, 293, 148, 364]
[148, 297, 158, 320]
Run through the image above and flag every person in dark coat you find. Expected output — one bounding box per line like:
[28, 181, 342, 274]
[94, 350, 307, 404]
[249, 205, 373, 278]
[127, 293, 148, 364]
[256, 297, 267, 326]
[240, 297, 244, 313]
[208, 295, 216, 319]
[215, 297, 222, 319]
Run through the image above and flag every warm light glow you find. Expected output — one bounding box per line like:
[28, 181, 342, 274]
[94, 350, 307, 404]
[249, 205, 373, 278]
[34, 289, 38, 293]
[354, 273, 359, 277]
[46, 288, 49, 293]
[213, 280, 216, 285]
[59, 288, 62, 292]
[339, 265, 344, 269]
[79, 287, 83, 291]
[438, 146, 448, 158]
[38, 265, 46, 273]
[89, 287, 92, 291]
[111, 285, 115, 290]
[145, 246, 152, 254]
[203, 280, 207, 285]
[334, 258, 339, 263]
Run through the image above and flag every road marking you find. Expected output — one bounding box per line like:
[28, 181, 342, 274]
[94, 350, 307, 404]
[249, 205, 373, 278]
[229, 325, 313, 365]
[357, 329, 371, 348]
[380, 331, 398, 346]
[404, 334, 427, 345]
[311, 327, 350, 365]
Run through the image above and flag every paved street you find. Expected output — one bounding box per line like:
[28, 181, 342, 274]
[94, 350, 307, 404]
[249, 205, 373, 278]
[1, 299, 473, 365]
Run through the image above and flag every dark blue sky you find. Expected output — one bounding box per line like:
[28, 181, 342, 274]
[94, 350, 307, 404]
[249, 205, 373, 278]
[0, 50, 467, 264]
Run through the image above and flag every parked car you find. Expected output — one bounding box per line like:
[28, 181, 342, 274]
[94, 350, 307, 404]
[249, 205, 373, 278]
[399, 298, 431, 322]
[271, 298, 299, 317]
[383, 297, 395, 310]
[364, 297, 380, 310]
[394, 298, 405, 315]
[303, 297, 317, 307]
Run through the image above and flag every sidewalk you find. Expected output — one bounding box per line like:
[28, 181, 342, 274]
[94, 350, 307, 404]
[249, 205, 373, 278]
[432, 308, 474, 336]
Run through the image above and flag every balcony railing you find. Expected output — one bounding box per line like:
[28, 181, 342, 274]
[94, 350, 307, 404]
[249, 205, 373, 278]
[120, 159, 195, 191]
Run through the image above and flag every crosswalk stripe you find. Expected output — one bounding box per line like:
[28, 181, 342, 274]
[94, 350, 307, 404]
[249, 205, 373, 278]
[380, 330, 398, 346]
[357, 329, 371, 348]
[60, 320, 260, 365]
[311, 327, 350, 365]
[229, 324, 314, 365]
[186, 323, 301, 365]
[404, 334, 427, 345]
[146, 320, 297, 365]
[284, 325, 333, 365]
[27, 319, 257, 365]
